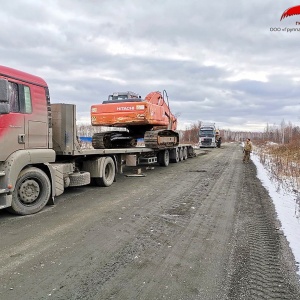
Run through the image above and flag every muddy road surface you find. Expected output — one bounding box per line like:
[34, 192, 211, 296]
[1, 143, 300, 300]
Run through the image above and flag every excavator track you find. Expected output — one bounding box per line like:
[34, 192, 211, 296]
[92, 132, 137, 149]
[144, 130, 179, 149]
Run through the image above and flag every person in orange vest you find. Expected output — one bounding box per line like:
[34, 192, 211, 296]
[243, 138, 253, 163]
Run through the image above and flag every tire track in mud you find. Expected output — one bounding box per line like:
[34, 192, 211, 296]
[133, 148, 242, 300]
[77, 147, 240, 299]
[3, 144, 299, 300]
[227, 162, 300, 300]
[52, 148, 237, 300]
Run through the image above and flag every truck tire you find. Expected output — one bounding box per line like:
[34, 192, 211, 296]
[170, 148, 179, 163]
[183, 147, 188, 160]
[158, 149, 170, 167]
[179, 148, 184, 161]
[69, 171, 90, 187]
[187, 146, 195, 158]
[7, 167, 51, 215]
[94, 156, 115, 187]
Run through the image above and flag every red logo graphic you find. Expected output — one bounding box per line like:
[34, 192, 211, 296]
[280, 5, 300, 21]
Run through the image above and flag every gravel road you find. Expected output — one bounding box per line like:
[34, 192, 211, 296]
[0, 142, 300, 300]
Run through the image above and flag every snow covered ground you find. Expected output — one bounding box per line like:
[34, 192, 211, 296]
[251, 153, 300, 276]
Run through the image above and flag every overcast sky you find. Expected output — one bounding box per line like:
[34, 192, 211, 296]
[1, 0, 300, 131]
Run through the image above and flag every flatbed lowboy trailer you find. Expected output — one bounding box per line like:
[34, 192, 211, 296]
[0, 66, 194, 215]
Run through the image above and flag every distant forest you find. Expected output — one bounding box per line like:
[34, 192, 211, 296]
[77, 120, 300, 146]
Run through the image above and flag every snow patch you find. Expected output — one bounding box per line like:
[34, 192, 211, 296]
[252, 153, 300, 275]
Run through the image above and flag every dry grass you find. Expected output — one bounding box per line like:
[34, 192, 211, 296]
[255, 141, 300, 193]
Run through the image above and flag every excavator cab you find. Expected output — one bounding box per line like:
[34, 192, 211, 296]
[105, 92, 141, 103]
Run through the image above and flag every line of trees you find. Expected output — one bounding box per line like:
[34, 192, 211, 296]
[77, 119, 300, 146]
[262, 121, 300, 145]
[179, 121, 263, 144]
[180, 119, 300, 145]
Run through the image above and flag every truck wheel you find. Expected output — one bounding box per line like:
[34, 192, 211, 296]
[187, 146, 195, 158]
[94, 157, 115, 187]
[183, 147, 188, 160]
[170, 148, 179, 163]
[69, 171, 90, 187]
[179, 148, 184, 161]
[158, 149, 169, 167]
[7, 167, 51, 215]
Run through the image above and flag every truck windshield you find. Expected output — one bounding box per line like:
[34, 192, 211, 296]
[200, 130, 214, 137]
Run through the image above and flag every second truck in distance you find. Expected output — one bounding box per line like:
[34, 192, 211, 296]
[199, 123, 221, 148]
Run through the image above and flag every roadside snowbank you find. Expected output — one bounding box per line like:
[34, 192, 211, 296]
[251, 153, 300, 275]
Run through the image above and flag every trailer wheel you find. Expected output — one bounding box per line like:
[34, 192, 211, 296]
[7, 167, 51, 215]
[158, 149, 170, 167]
[69, 171, 90, 187]
[179, 148, 184, 161]
[187, 146, 195, 158]
[94, 157, 115, 187]
[183, 147, 188, 160]
[170, 148, 179, 163]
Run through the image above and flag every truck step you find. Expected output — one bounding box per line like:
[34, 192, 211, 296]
[138, 157, 157, 165]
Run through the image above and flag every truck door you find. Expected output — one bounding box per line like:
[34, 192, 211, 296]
[23, 84, 48, 149]
[0, 81, 25, 162]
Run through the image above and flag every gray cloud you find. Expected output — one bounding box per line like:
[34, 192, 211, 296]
[0, 0, 299, 131]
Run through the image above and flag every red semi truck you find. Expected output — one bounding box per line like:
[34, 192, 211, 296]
[0, 66, 194, 215]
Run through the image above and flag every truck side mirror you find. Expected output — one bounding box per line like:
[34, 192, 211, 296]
[0, 79, 10, 114]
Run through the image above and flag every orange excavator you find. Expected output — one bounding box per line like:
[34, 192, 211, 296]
[91, 90, 179, 149]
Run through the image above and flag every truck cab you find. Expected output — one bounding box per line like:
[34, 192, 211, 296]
[0, 66, 56, 214]
[0, 66, 53, 162]
[199, 124, 217, 148]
